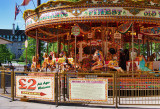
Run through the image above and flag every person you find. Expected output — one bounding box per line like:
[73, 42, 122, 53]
[27, 61, 31, 72]
[119, 49, 126, 70]
[149, 53, 156, 61]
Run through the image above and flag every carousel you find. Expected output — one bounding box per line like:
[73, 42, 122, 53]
[23, 0, 160, 74]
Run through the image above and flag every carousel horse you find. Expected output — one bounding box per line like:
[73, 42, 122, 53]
[91, 50, 104, 71]
[59, 51, 82, 71]
[31, 56, 36, 71]
[46, 55, 55, 71]
[58, 51, 69, 71]
[107, 58, 124, 73]
[41, 53, 48, 71]
[36, 54, 41, 70]
[31, 55, 41, 71]
[50, 51, 56, 67]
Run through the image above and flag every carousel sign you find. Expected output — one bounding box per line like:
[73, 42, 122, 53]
[114, 33, 121, 39]
[140, 27, 160, 35]
[16, 76, 55, 100]
[82, 8, 126, 16]
[69, 78, 108, 102]
[25, 7, 160, 27]
[72, 25, 80, 36]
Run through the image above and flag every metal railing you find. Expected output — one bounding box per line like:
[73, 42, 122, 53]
[118, 71, 160, 105]
[1, 68, 160, 107]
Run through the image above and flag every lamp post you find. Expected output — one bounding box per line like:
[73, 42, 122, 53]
[25, 40, 28, 71]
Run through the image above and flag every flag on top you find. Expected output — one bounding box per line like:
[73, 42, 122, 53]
[21, 0, 31, 6]
[15, 3, 20, 20]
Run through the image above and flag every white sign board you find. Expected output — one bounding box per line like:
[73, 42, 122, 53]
[114, 33, 121, 39]
[69, 78, 108, 102]
[16, 76, 55, 100]
[138, 34, 143, 40]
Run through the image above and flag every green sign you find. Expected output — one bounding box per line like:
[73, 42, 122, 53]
[71, 25, 80, 36]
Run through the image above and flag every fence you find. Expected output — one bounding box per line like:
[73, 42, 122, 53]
[1, 68, 160, 108]
[58, 71, 115, 105]
[118, 71, 160, 105]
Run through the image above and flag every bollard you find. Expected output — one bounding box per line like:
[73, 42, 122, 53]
[11, 66, 14, 101]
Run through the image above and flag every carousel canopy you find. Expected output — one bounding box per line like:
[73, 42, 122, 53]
[23, 0, 160, 42]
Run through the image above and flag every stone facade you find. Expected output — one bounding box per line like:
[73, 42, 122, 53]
[0, 29, 27, 59]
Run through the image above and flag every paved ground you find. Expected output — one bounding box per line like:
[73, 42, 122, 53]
[0, 95, 113, 109]
[1, 95, 160, 109]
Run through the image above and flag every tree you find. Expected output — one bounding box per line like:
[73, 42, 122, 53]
[20, 37, 46, 63]
[0, 44, 14, 63]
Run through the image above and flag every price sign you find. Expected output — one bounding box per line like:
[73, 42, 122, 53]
[71, 25, 80, 36]
[16, 76, 55, 100]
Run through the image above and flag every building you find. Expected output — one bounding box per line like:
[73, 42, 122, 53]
[0, 28, 27, 59]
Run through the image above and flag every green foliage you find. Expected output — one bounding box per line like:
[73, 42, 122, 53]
[20, 37, 46, 63]
[124, 42, 160, 59]
[47, 42, 70, 56]
[0, 44, 14, 63]
[20, 37, 36, 62]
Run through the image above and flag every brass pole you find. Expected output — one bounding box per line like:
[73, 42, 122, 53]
[26, 47, 27, 71]
[143, 36, 145, 56]
[115, 72, 118, 108]
[90, 38, 91, 71]
[75, 36, 77, 72]
[2, 67, 5, 94]
[35, 29, 38, 71]
[47, 42, 48, 55]
[63, 74, 66, 101]
[131, 23, 134, 75]
[11, 66, 14, 101]
[151, 41, 152, 55]
[138, 39, 140, 56]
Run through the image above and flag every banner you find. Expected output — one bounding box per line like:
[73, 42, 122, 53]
[140, 27, 160, 35]
[118, 22, 132, 34]
[16, 76, 55, 100]
[69, 78, 108, 102]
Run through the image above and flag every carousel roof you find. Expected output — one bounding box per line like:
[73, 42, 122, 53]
[23, 0, 160, 42]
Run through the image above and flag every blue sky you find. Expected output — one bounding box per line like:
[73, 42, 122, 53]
[0, 0, 47, 30]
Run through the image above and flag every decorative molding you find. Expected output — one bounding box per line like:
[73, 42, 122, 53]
[124, 8, 145, 15]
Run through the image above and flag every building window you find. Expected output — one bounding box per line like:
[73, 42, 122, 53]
[22, 36, 25, 41]
[7, 35, 9, 40]
[18, 36, 21, 41]
[14, 36, 17, 41]
[10, 35, 13, 41]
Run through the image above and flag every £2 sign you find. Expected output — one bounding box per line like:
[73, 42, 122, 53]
[16, 76, 55, 100]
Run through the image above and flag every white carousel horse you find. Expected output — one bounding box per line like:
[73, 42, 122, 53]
[92, 50, 124, 72]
